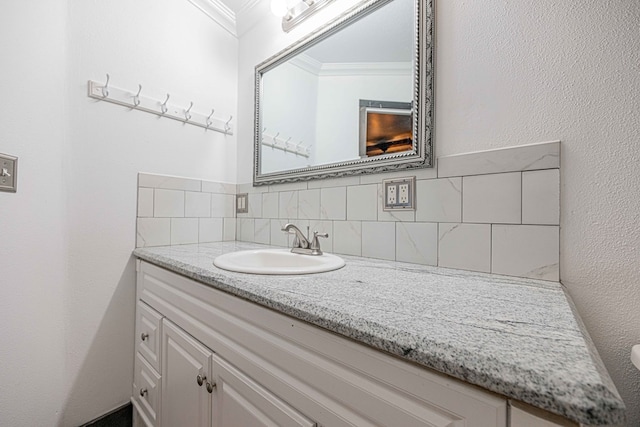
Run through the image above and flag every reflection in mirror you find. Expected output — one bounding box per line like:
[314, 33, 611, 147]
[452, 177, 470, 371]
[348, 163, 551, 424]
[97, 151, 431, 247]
[255, 0, 433, 184]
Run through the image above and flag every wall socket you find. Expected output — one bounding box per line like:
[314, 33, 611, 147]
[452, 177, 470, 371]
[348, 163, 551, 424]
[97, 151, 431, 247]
[383, 177, 415, 211]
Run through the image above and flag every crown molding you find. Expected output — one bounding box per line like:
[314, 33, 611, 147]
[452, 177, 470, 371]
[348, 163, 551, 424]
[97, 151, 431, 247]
[289, 54, 324, 75]
[187, 0, 238, 37]
[289, 58, 412, 77]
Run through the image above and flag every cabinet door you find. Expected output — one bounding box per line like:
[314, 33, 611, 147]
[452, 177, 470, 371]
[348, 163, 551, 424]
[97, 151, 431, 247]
[211, 353, 316, 427]
[161, 319, 212, 427]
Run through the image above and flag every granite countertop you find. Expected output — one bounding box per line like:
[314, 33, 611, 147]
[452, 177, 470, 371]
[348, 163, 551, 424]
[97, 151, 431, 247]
[133, 241, 625, 425]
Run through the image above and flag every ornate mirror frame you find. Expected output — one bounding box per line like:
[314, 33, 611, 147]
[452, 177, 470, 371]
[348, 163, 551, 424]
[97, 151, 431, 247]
[254, 0, 433, 185]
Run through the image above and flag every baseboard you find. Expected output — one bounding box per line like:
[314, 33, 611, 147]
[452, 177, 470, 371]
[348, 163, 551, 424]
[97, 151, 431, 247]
[79, 402, 132, 427]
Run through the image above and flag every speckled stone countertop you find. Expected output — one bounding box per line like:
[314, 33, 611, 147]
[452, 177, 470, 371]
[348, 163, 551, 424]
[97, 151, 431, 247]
[133, 242, 625, 425]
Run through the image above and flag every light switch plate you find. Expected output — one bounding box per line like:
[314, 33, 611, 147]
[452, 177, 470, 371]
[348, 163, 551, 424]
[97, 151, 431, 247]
[236, 193, 248, 214]
[383, 177, 415, 211]
[0, 153, 17, 193]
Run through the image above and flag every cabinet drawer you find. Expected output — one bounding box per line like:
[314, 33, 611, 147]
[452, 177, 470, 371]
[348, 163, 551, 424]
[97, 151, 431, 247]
[133, 352, 161, 427]
[136, 300, 163, 371]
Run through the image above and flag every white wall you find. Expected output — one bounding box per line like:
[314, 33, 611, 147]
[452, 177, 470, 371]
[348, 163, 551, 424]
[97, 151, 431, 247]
[0, 0, 238, 425]
[238, 0, 640, 424]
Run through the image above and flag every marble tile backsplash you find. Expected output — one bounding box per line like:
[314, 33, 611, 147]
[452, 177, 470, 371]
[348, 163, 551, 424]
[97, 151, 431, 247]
[136, 173, 236, 248]
[236, 141, 561, 281]
[135, 141, 560, 281]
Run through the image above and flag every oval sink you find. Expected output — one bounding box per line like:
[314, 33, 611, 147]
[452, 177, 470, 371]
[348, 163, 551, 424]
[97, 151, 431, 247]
[213, 248, 345, 275]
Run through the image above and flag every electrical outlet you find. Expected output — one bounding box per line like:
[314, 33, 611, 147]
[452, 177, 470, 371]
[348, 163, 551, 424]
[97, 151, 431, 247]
[383, 177, 415, 211]
[387, 185, 397, 204]
[398, 183, 409, 204]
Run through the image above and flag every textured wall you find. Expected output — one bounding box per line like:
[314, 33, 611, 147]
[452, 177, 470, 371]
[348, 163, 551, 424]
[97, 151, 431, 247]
[238, 0, 640, 424]
[0, 0, 238, 425]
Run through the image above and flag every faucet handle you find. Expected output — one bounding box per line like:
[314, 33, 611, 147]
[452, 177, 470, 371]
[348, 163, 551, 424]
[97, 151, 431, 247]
[310, 231, 329, 255]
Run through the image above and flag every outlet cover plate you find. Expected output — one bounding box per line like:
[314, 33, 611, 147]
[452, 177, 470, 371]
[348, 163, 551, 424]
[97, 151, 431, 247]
[0, 153, 17, 193]
[236, 193, 248, 214]
[383, 177, 415, 211]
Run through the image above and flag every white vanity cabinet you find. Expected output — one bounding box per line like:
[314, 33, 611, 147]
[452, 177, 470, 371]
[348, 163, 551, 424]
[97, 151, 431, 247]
[132, 259, 574, 427]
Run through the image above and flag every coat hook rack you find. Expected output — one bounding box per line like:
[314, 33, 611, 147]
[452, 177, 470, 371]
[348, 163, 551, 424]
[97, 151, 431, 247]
[261, 131, 310, 158]
[87, 75, 233, 135]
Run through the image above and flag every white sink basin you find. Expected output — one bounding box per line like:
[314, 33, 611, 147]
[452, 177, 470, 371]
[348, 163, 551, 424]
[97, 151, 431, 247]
[213, 248, 345, 275]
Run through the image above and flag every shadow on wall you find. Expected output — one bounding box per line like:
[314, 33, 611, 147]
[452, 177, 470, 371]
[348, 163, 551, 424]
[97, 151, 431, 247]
[59, 258, 137, 427]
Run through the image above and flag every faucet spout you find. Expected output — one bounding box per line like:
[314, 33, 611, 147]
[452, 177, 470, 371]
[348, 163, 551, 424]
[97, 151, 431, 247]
[281, 223, 310, 249]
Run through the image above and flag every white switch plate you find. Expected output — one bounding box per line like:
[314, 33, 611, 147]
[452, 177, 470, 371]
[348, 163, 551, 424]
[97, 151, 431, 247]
[383, 177, 415, 211]
[0, 153, 17, 193]
[236, 193, 248, 214]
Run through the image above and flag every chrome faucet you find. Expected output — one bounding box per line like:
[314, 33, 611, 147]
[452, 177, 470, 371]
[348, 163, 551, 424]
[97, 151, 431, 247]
[281, 223, 328, 256]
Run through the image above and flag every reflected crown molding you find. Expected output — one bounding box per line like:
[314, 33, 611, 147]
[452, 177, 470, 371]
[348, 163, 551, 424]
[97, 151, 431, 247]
[290, 54, 412, 77]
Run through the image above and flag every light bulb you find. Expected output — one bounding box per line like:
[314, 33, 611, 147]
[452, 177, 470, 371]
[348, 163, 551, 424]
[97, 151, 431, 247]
[270, 0, 288, 17]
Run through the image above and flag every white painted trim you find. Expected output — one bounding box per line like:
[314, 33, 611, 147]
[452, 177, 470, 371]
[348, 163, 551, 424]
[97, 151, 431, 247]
[319, 61, 413, 76]
[289, 54, 323, 75]
[186, 0, 238, 37]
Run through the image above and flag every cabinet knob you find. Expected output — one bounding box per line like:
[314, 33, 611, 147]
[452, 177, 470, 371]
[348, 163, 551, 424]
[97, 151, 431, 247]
[206, 381, 217, 393]
[196, 374, 206, 386]
[139, 388, 148, 397]
[140, 332, 149, 341]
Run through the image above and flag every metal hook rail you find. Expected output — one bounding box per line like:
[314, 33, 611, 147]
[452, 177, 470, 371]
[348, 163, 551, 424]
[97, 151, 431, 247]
[87, 75, 233, 135]
[261, 131, 310, 158]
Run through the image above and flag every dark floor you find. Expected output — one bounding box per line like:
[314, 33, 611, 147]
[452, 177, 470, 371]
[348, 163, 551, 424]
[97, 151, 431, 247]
[80, 403, 132, 427]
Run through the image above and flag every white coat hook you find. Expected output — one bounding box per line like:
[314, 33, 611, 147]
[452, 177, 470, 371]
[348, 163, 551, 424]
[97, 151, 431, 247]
[133, 84, 142, 107]
[184, 102, 193, 121]
[205, 109, 215, 129]
[284, 137, 292, 148]
[160, 93, 170, 114]
[272, 132, 280, 147]
[224, 115, 232, 133]
[102, 74, 110, 98]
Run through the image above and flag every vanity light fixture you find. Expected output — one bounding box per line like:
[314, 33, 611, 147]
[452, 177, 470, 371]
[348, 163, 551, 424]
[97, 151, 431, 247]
[270, 0, 336, 32]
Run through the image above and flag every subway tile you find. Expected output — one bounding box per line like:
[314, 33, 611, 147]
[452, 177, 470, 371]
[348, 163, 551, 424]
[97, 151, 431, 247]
[298, 189, 321, 220]
[262, 192, 279, 219]
[211, 194, 235, 218]
[362, 222, 396, 261]
[223, 218, 236, 241]
[170, 218, 199, 245]
[279, 191, 298, 219]
[416, 178, 462, 223]
[437, 140, 560, 178]
[154, 189, 185, 218]
[377, 184, 415, 222]
[138, 173, 201, 191]
[396, 222, 438, 266]
[185, 192, 211, 218]
[255, 219, 271, 244]
[237, 182, 267, 194]
[268, 181, 308, 192]
[308, 176, 360, 189]
[137, 187, 154, 218]
[438, 223, 491, 273]
[492, 225, 559, 281]
[201, 180, 236, 195]
[522, 169, 560, 225]
[199, 218, 223, 243]
[237, 218, 255, 242]
[463, 172, 521, 224]
[248, 193, 262, 218]
[333, 221, 362, 256]
[270, 219, 290, 247]
[359, 168, 436, 185]
[136, 218, 170, 248]
[347, 184, 377, 221]
[320, 187, 346, 220]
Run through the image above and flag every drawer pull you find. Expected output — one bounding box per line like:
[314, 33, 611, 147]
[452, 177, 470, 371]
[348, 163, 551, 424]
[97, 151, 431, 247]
[140, 388, 148, 397]
[140, 332, 149, 341]
[206, 381, 217, 393]
[196, 374, 206, 386]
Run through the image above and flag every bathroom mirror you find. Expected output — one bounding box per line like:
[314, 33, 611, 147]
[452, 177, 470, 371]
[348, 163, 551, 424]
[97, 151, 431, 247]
[254, 0, 433, 185]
